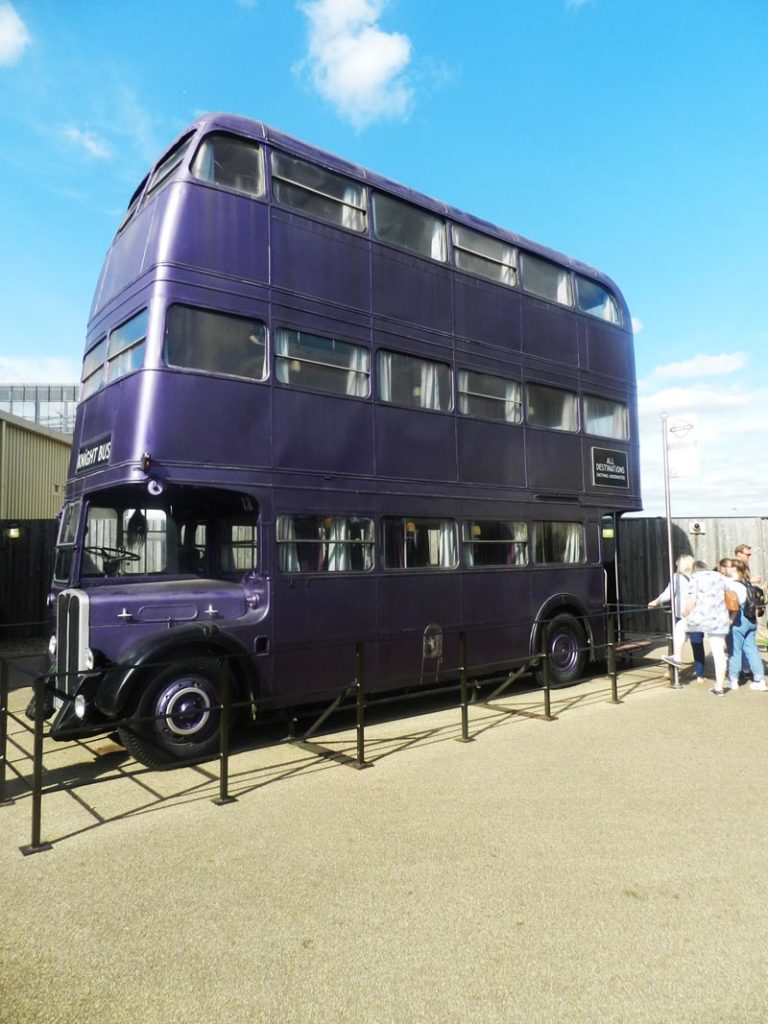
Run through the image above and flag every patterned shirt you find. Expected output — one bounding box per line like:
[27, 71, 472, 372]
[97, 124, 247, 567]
[685, 570, 730, 636]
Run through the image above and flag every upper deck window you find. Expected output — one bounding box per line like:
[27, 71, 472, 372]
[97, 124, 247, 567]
[372, 193, 447, 262]
[144, 134, 193, 200]
[377, 350, 452, 412]
[106, 309, 148, 385]
[275, 329, 369, 397]
[80, 338, 107, 399]
[526, 383, 579, 432]
[451, 225, 516, 287]
[165, 305, 267, 381]
[520, 252, 572, 306]
[191, 133, 264, 197]
[271, 151, 366, 232]
[575, 275, 621, 324]
[458, 369, 522, 423]
[116, 176, 148, 235]
[583, 395, 628, 439]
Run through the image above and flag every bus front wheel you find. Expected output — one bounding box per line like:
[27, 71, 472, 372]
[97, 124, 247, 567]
[118, 657, 228, 768]
[534, 614, 587, 688]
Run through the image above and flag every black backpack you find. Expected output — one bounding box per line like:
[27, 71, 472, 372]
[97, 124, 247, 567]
[743, 582, 765, 622]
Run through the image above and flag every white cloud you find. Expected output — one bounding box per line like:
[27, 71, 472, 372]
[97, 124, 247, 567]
[642, 351, 746, 387]
[297, 0, 413, 129]
[565, 0, 593, 10]
[631, 317, 643, 335]
[62, 126, 113, 160]
[0, 356, 80, 384]
[0, 2, 30, 66]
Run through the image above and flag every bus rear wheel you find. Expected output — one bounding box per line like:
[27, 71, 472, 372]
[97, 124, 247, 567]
[534, 614, 587, 688]
[118, 657, 228, 768]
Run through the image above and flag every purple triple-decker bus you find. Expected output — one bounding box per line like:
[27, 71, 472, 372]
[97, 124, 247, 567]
[43, 113, 640, 766]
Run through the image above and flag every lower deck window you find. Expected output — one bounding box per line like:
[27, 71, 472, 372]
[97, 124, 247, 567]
[533, 521, 585, 564]
[383, 517, 458, 569]
[463, 520, 528, 566]
[277, 516, 374, 572]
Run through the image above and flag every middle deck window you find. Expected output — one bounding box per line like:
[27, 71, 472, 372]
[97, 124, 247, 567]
[526, 383, 579, 432]
[458, 369, 522, 423]
[377, 351, 452, 412]
[275, 330, 370, 397]
[165, 305, 267, 381]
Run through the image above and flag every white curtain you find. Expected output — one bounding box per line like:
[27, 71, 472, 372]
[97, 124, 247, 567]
[563, 523, 584, 563]
[325, 518, 349, 572]
[277, 517, 299, 572]
[505, 381, 522, 423]
[438, 520, 457, 567]
[345, 346, 370, 397]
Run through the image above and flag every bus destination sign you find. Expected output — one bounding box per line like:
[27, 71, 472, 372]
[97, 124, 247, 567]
[592, 447, 629, 489]
[76, 435, 112, 474]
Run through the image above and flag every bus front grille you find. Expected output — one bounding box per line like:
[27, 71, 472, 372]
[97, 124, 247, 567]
[54, 590, 90, 708]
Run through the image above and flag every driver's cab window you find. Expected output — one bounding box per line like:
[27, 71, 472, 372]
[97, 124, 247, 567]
[178, 522, 207, 574]
[82, 506, 168, 576]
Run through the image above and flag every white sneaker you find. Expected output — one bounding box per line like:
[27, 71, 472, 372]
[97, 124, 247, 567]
[710, 686, 725, 697]
[749, 679, 767, 691]
[725, 678, 740, 690]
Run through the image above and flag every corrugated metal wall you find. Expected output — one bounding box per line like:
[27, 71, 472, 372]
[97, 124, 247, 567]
[0, 412, 71, 519]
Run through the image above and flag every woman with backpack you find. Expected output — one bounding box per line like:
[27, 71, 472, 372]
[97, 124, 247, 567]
[724, 561, 766, 692]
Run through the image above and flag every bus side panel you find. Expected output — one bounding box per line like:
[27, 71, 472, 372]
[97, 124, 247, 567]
[453, 275, 522, 350]
[159, 187, 270, 284]
[271, 210, 371, 311]
[375, 406, 458, 482]
[584, 320, 631, 380]
[525, 432, 584, 492]
[457, 419, 526, 488]
[272, 391, 374, 476]
[372, 248, 452, 334]
[461, 571, 532, 676]
[522, 300, 579, 367]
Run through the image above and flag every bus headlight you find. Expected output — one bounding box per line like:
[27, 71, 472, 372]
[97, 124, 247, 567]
[74, 694, 87, 719]
[48, 635, 57, 658]
[84, 648, 95, 671]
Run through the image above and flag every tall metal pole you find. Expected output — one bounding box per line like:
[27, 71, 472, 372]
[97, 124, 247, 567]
[661, 412, 681, 689]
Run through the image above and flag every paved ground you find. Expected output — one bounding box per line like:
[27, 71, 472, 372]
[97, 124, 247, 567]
[2, 644, 768, 1024]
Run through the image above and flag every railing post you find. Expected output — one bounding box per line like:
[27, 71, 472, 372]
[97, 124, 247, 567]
[607, 611, 621, 704]
[355, 643, 371, 769]
[0, 658, 11, 806]
[20, 671, 52, 855]
[213, 667, 236, 805]
[457, 631, 472, 742]
[541, 629, 555, 722]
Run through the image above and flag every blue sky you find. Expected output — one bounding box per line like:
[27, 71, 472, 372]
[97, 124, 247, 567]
[1, 0, 766, 516]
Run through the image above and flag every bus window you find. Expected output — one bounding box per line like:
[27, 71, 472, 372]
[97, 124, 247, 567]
[191, 133, 264, 197]
[277, 515, 374, 573]
[383, 517, 458, 569]
[377, 351, 452, 412]
[451, 224, 517, 287]
[219, 520, 258, 573]
[145, 133, 193, 200]
[526, 383, 579, 432]
[271, 151, 367, 232]
[165, 305, 267, 381]
[105, 309, 148, 385]
[463, 520, 528, 567]
[583, 396, 629, 439]
[372, 192, 447, 262]
[520, 252, 572, 306]
[81, 337, 107, 399]
[533, 522, 585, 564]
[458, 369, 522, 423]
[275, 329, 370, 397]
[575, 275, 621, 324]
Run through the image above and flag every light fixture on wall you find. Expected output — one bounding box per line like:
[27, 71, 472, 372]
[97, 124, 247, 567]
[5, 522, 21, 541]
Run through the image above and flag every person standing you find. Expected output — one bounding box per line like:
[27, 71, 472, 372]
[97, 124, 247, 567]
[676, 560, 731, 696]
[650, 554, 706, 681]
[725, 561, 767, 691]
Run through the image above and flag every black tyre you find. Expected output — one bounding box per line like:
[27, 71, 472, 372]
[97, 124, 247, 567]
[118, 657, 230, 768]
[534, 613, 588, 687]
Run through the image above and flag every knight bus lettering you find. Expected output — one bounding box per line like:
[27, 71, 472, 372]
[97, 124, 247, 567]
[36, 113, 639, 767]
[76, 437, 111, 473]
